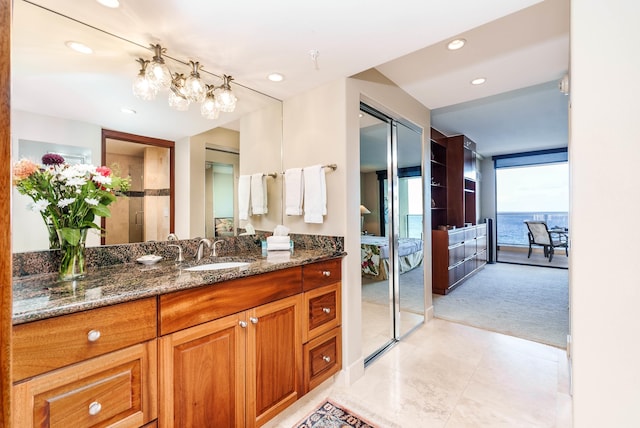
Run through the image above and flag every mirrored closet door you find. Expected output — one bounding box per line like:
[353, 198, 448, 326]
[359, 103, 425, 364]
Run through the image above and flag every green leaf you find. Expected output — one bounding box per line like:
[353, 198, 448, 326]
[60, 227, 80, 246]
[91, 204, 111, 217]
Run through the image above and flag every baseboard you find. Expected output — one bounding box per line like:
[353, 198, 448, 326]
[334, 355, 365, 386]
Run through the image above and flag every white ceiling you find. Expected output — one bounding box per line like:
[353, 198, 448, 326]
[12, 0, 569, 157]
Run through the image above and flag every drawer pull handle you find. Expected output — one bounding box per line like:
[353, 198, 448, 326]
[87, 330, 101, 342]
[322, 271, 331, 277]
[239, 321, 248, 328]
[88, 401, 102, 416]
[322, 307, 331, 314]
[322, 355, 331, 363]
[250, 317, 259, 324]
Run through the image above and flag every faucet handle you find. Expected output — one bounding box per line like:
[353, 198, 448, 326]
[212, 240, 224, 257]
[168, 244, 184, 262]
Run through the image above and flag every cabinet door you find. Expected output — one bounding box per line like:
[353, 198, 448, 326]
[246, 294, 302, 427]
[159, 312, 246, 428]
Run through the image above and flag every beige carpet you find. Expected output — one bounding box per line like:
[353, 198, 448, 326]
[433, 262, 569, 348]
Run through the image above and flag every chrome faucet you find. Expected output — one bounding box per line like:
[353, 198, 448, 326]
[195, 238, 212, 261]
[167, 233, 179, 241]
[212, 240, 224, 257]
[168, 244, 184, 263]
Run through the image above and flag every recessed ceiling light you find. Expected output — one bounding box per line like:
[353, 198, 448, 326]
[267, 73, 284, 82]
[65, 41, 93, 54]
[96, 0, 120, 8]
[447, 38, 466, 51]
[121, 107, 136, 114]
[471, 77, 486, 85]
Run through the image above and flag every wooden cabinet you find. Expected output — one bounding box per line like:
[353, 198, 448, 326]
[12, 298, 158, 427]
[159, 266, 312, 428]
[432, 224, 487, 294]
[429, 130, 477, 229]
[301, 260, 342, 393]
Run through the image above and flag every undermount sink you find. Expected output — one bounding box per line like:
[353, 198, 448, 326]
[184, 262, 251, 272]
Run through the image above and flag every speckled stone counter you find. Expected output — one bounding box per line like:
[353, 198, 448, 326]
[13, 234, 344, 325]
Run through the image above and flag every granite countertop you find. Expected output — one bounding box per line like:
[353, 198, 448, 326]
[13, 248, 345, 325]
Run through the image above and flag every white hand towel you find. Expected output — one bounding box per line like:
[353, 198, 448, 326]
[284, 168, 303, 216]
[267, 235, 290, 245]
[238, 175, 251, 220]
[251, 173, 268, 215]
[303, 165, 326, 224]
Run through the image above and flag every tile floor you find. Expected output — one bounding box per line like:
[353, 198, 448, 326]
[265, 318, 572, 428]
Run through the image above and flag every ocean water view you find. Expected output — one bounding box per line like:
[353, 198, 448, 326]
[497, 212, 569, 246]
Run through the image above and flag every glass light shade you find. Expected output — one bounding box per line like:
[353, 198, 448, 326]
[145, 61, 172, 89]
[168, 91, 190, 111]
[132, 74, 157, 100]
[185, 75, 206, 102]
[214, 87, 237, 112]
[201, 95, 220, 119]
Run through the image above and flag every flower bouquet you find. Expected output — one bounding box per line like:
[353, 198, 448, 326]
[13, 154, 130, 280]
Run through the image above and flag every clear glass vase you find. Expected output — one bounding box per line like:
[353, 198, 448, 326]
[56, 228, 88, 281]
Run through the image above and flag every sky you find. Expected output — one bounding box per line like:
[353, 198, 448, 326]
[496, 163, 569, 212]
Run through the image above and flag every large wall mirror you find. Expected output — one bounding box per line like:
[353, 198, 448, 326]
[11, 0, 283, 252]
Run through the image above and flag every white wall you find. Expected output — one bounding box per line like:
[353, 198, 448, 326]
[571, 1, 640, 425]
[283, 70, 430, 384]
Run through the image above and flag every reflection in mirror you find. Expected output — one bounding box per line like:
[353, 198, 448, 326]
[103, 131, 174, 245]
[205, 144, 240, 238]
[11, 0, 283, 252]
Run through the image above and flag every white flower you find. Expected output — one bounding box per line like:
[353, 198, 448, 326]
[57, 198, 76, 208]
[30, 199, 50, 212]
[93, 174, 112, 185]
[84, 198, 99, 206]
[65, 176, 88, 187]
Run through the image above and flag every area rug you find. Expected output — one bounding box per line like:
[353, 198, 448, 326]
[433, 262, 569, 348]
[293, 400, 378, 428]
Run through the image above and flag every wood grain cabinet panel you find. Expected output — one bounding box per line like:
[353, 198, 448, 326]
[302, 258, 341, 291]
[303, 328, 342, 393]
[159, 312, 246, 428]
[13, 298, 157, 382]
[303, 283, 341, 342]
[13, 340, 157, 428]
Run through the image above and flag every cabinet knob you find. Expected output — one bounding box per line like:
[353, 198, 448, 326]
[88, 401, 102, 416]
[239, 321, 248, 328]
[322, 355, 331, 363]
[322, 271, 331, 277]
[87, 330, 101, 342]
[322, 307, 331, 314]
[250, 317, 259, 324]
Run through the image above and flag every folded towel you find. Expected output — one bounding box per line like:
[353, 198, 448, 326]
[238, 175, 251, 220]
[303, 165, 326, 224]
[251, 173, 268, 215]
[284, 168, 304, 216]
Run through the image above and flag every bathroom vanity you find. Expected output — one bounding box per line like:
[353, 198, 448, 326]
[12, 248, 343, 428]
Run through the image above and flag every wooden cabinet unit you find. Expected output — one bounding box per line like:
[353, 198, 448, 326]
[159, 259, 342, 427]
[432, 224, 487, 294]
[12, 298, 158, 427]
[12, 257, 343, 428]
[302, 260, 342, 393]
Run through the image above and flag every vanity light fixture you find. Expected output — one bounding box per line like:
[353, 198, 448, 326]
[133, 44, 237, 117]
[65, 41, 93, 54]
[447, 38, 466, 50]
[471, 77, 486, 85]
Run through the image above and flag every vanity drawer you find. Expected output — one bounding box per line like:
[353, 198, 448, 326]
[13, 341, 157, 428]
[303, 328, 342, 393]
[303, 282, 341, 342]
[13, 297, 157, 381]
[302, 258, 342, 291]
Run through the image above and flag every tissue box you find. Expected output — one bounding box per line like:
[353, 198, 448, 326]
[266, 236, 291, 251]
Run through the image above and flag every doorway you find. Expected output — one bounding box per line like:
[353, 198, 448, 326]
[101, 129, 175, 244]
[359, 102, 425, 364]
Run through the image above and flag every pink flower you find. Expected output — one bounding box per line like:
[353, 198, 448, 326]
[96, 166, 112, 177]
